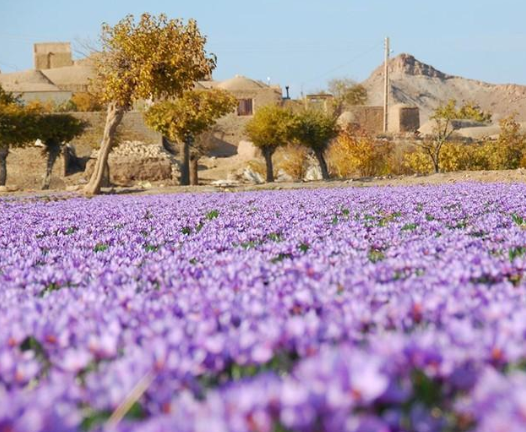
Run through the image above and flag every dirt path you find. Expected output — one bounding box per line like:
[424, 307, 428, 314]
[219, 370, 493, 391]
[2, 169, 526, 198]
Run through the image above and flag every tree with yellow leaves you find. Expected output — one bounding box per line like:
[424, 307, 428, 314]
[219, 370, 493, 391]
[489, 114, 526, 170]
[245, 106, 297, 183]
[293, 109, 339, 180]
[84, 13, 216, 195]
[144, 89, 237, 185]
[419, 100, 492, 173]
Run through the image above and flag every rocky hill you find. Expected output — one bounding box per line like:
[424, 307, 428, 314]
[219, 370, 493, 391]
[362, 54, 526, 123]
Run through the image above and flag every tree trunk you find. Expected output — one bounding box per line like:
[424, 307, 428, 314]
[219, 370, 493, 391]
[433, 148, 440, 173]
[62, 146, 70, 176]
[84, 102, 124, 195]
[314, 149, 330, 180]
[0, 146, 8, 187]
[263, 148, 275, 183]
[189, 155, 199, 186]
[101, 161, 111, 188]
[42, 140, 61, 190]
[180, 136, 192, 186]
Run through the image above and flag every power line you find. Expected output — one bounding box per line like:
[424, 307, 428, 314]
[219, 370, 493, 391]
[303, 41, 383, 84]
[0, 60, 20, 72]
[383, 37, 391, 133]
[208, 43, 376, 54]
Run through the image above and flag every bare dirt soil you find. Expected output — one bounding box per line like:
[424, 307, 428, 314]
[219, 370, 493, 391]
[3, 169, 526, 198]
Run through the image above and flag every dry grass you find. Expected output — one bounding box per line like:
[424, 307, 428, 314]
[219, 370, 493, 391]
[275, 144, 309, 180]
[327, 128, 392, 178]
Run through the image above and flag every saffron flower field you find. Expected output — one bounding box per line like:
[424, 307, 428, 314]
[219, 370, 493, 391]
[1, 184, 526, 432]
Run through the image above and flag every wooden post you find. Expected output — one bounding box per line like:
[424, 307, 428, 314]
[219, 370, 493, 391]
[383, 37, 390, 133]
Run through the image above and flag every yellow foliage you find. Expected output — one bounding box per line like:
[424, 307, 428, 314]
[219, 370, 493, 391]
[145, 89, 237, 143]
[0, 103, 35, 147]
[440, 143, 473, 172]
[275, 144, 309, 180]
[71, 92, 104, 112]
[403, 142, 492, 174]
[25, 100, 54, 114]
[486, 115, 526, 170]
[245, 105, 297, 153]
[404, 114, 525, 175]
[95, 13, 216, 108]
[246, 160, 266, 178]
[403, 150, 433, 174]
[327, 127, 392, 178]
[384, 144, 415, 176]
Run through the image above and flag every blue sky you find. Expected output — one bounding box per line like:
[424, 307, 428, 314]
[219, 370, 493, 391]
[1, 0, 525, 97]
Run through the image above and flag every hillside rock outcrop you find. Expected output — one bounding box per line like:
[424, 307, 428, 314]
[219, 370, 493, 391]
[363, 54, 526, 123]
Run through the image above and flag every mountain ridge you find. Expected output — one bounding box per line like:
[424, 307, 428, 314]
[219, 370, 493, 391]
[362, 54, 526, 123]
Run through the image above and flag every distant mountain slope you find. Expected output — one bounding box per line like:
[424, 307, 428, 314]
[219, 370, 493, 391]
[362, 54, 526, 123]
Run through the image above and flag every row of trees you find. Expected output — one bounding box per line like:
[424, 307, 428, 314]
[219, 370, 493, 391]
[406, 113, 526, 174]
[0, 13, 385, 192]
[0, 86, 86, 189]
[245, 99, 524, 183]
[0, 80, 236, 189]
[246, 106, 339, 182]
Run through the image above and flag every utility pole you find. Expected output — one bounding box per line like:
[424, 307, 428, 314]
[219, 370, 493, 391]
[383, 37, 390, 133]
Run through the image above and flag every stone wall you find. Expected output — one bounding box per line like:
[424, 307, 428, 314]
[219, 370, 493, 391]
[340, 105, 420, 135]
[85, 142, 177, 186]
[212, 114, 252, 157]
[342, 106, 385, 134]
[19, 91, 72, 105]
[4, 147, 67, 190]
[68, 111, 162, 157]
[389, 105, 420, 133]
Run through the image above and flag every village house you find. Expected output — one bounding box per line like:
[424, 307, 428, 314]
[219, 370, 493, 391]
[0, 42, 420, 187]
[0, 42, 286, 157]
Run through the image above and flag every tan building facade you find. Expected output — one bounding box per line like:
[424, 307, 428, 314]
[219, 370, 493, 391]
[0, 42, 93, 103]
[303, 93, 420, 135]
[202, 76, 283, 156]
[338, 105, 420, 134]
[34, 42, 74, 70]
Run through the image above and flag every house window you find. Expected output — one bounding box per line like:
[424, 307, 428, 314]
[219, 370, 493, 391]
[237, 99, 253, 116]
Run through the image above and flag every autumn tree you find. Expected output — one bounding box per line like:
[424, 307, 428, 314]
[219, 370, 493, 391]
[34, 115, 86, 189]
[84, 13, 216, 195]
[0, 86, 33, 186]
[489, 114, 526, 170]
[0, 85, 20, 106]
[457, 101, 492, 124]
[328, 126, 392, 178]
[419, 99, 491, 173]
[293, 109, 339, 180]
[22, 102, 87, 189]
[144, 88, 237, 185]
[245, 105, 297, 183]
[327, 78, 368, 115]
